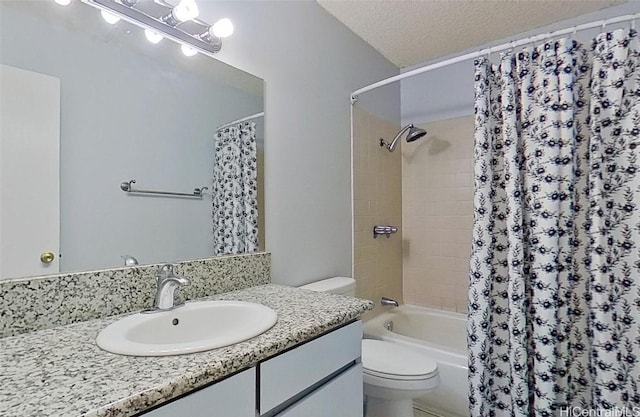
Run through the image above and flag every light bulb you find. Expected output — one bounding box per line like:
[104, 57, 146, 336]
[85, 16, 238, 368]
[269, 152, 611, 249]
[172, 0, 199, 22]
[54, 0, 71, 6]
[211, 18, 233, 38]
[101, 10, 121, 24]
[181, 44, 198, 57]
[144, 29, 163, 44]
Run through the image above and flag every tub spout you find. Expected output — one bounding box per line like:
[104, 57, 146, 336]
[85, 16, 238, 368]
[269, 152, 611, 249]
[380, 297, 399, 307]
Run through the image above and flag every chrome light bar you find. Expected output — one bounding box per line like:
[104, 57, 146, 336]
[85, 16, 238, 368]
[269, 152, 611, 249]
[82, 0, 222, 57]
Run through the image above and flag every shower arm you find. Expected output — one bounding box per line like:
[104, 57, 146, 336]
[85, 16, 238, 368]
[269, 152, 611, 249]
[380, 124, 412, 152]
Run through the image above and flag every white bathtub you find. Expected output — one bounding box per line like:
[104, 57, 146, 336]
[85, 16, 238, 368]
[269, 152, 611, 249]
[363, 305, 469, 417]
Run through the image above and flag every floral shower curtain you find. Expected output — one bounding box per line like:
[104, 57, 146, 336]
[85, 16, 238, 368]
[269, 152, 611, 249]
[468, 29, 640, 415]
[212, 122, 258, 255]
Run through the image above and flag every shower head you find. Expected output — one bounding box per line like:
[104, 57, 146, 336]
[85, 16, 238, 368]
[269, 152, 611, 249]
[380, 124, 427, 152]
[405, 125, 427, 142]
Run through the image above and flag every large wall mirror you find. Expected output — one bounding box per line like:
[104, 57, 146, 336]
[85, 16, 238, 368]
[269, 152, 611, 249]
[0, 1, 265, 279]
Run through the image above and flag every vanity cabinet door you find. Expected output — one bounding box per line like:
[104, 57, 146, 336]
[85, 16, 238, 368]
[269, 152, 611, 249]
[260, 321, 362, 414]
[275, 364, 363, 417]
[139, 367, 255, 417]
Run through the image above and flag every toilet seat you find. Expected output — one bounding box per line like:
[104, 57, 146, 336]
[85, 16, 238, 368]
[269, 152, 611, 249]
[362, 339, 440, 396]
[364, 368, 436, 381]
[361, 339, 439, 381]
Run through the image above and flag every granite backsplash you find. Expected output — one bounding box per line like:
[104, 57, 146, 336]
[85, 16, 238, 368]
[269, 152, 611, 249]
[0, 252, 270, 338]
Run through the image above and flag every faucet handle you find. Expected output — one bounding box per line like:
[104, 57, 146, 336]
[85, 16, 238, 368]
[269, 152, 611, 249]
[158, 264, 174, 279]
[174, 275, 191, 286]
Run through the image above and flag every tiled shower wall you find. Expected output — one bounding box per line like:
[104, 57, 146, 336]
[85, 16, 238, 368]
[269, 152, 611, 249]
[352, 107, 403, 316]
[402, 115, 474, 313]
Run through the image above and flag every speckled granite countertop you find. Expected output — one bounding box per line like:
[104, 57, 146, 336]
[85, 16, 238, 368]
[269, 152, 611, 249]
[0, 284, 373, 417]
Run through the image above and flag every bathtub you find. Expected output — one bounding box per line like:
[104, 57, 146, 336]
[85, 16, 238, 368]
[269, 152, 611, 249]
[363, 305, 468, 417]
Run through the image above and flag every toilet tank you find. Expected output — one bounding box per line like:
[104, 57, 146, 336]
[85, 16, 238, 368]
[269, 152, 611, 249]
[299, 277, 356, 297]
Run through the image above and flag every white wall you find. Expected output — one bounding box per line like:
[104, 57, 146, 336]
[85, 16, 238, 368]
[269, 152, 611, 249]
[401, 2, 640, 126]
[199, 1, 400, 285]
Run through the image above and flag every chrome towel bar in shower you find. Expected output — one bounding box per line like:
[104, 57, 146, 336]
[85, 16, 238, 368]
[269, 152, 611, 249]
[120, 179, 208, 198]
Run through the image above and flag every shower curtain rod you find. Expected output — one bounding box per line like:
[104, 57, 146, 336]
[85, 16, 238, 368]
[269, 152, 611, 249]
[350, 12, 640, 104]
[217, 111, 264, 130]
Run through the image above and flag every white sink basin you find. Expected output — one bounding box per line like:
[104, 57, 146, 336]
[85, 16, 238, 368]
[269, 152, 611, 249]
[96, 300, 278, 356]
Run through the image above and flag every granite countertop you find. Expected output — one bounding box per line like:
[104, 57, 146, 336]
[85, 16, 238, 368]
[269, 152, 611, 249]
[0, 284, 373, 417]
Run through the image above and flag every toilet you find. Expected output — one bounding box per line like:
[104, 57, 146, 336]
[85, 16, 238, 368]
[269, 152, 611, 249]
[299, 277, 440, 417]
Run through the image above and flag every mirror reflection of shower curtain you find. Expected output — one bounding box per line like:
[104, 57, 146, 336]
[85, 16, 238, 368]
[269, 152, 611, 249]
[212, 122, 258, 255]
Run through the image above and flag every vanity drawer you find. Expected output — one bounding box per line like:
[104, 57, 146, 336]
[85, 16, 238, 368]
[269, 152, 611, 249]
[259, 321, 362, 414]
[276, 364, 362, 417]
[139, 367, 255, 417]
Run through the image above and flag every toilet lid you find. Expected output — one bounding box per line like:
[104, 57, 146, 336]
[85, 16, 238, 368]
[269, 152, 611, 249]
[361, 339, 438, 379]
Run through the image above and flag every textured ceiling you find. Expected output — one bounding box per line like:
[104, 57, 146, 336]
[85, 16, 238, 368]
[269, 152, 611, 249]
[317, 0, 624, 68]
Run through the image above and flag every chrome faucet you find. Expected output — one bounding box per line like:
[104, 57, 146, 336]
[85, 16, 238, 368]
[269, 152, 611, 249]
[380, 297, 399, 307]
[146, 264, 190, 312]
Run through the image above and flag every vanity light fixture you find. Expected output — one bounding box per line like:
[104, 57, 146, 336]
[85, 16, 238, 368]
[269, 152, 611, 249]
[144, 29, 163, 44]
[181, 44, 198, 57]
[100, 9, 121, 24]
[163, 0, 199, 26]
[211, 18, 234, 39]
[78, 0, 231, 57]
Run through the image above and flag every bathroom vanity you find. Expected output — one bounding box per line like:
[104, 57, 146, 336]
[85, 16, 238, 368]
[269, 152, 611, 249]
[141, 321, 362, 417]
[0, 284, 372, 417]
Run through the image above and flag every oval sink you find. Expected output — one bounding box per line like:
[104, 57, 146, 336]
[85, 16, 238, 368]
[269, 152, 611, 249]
[96, 301, 277, 356]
